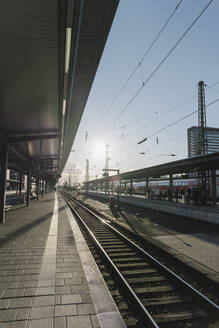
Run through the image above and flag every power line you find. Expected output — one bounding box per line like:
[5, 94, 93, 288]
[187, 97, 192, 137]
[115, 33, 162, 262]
[93, 0, 184, 132]
[128, 92, 197, 139]
[120, 96, 219, 167]
[140, 97, 219, 142]
[103, 0, 214, 136]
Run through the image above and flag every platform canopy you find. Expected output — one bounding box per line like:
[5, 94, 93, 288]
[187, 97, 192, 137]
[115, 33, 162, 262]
[88, 152, 219, 184]
[0, 0, 119, 184]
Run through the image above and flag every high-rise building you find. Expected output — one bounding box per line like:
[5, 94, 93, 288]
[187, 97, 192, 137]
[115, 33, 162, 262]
[188, 126, 219, 158]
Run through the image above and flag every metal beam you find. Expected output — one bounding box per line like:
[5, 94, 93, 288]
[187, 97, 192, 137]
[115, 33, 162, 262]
[8, 134, 60, 144]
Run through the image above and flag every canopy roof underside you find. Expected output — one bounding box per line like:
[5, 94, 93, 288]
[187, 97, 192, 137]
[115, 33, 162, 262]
[0, 0, 119, 183]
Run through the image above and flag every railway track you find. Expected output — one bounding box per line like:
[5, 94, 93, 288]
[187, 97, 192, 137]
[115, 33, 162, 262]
[62, 192, 219, 328]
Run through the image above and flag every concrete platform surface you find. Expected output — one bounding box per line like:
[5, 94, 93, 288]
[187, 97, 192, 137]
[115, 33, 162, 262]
[87, 191, 219, 225]
[0, 192, 125, 328]
[77, 193, 219, 285]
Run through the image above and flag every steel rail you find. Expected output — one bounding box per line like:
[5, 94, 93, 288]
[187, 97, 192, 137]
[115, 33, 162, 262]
[65, 200, 159, 328]
[65, 198, 159, 328]
[63, 192, 219, 320]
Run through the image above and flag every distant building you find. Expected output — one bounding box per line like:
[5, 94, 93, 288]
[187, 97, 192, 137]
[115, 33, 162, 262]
[187, 126, 219, 158]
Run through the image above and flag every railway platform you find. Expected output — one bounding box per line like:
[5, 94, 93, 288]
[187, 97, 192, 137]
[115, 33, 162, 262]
[76, 193, 219, 288]
[0, 192, 125, 327]
[86, 191, 219, 225]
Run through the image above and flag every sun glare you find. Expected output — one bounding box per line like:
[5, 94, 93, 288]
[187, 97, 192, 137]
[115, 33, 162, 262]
[93, 142, 106, 156]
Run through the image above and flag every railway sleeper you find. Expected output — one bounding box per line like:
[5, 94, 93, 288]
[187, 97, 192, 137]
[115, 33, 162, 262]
[153, 309, 207, 324]
[105, 247, 133, 253]
[98, 263, 151, 270]
[99, 244, 127, 250]
[109, 257, 143, 263]
[99, 241, 126, 245]
[104, 276, 167, 289]
[126, 276, 166, 284]
[115, 262, 150, 269]
[119, 268, 157, 276]
[134, 285, 174, 295]
[149, 302, 203, 316]
[142, 295, 190, 308]
[108, 252, 137, 257]
[122, 316, 138, 328]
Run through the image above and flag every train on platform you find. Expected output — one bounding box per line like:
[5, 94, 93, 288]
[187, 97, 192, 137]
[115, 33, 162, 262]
[122, 177, 219, 199]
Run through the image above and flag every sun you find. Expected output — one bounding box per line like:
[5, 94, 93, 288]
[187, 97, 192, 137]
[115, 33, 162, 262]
[93, 142, 106, 155]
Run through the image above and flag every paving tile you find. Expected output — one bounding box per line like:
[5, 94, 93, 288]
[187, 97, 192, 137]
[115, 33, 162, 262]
[55, 279, 64, 286]
[23, 288, 36, 297]
[54, 316, 66, 328]
[37, 280, 55, 287]
[55, 286, 70, 295]
[0, 282, 19, 289]
[1, 320, 27, 327]
[67, 315, 93, 328]
[56, 273, 72, 279]
[61, 294, 82, 304]
[55, 296, 61, 305]
[29, 275, 40, 281]
[32, 296, 55, 307]
[55, 304, 77, 316]
[0, 289, 5, 297]
[9, 297, 33, 308]
[27, 318, 53, 328]
[81, 293, 93, 304]
[70, 285, 89, 293]
[18, 281, 38, 288]
[0, 308, 18, 322]
[3, 289, 25, 298]
[35, 287, 55, 296]
[77, 303, 96, 315]
[0, 299, 11, 309]
[29, 306, 54, 319]
[16, 307, 30, 320]
[64, 278, 83, 285]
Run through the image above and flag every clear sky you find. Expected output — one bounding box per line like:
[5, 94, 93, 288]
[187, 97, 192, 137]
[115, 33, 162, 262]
[63, 0, 219, 184]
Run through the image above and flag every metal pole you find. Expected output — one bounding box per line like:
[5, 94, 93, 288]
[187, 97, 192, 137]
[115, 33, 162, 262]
[0, 143, 8, 223]
[26, 168, 31, 207]
[169, 174, 173, 201]
[130, 178, 133, 197]
[36, 177, 39, 200]
[19, 172, 23, 195]
[211, 169, 216, 205]
[145, 178, 149, 198]
[42, 180, 44, 198]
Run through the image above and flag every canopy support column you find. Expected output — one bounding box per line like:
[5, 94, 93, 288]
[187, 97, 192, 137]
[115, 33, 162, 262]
[0, 143, 8, 223]
[169, 174, 173, 201]
[42, 180, 45, 198]
[36, 177, 39, 200]
[130, 178, 133, 197]
[145, 178, 149, 198]
[211, 169, 216, 205]
[19, 172, 23, 195]
[26, 167, 32, 207]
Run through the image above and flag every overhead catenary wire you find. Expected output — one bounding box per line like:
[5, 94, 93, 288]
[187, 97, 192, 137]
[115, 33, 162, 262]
[93, 0, 184, 133]
[119, 97, 219, 167]
[103, 0, 214, 137]
[125, 81, 219, 140]
[141, 97, 219, 142]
